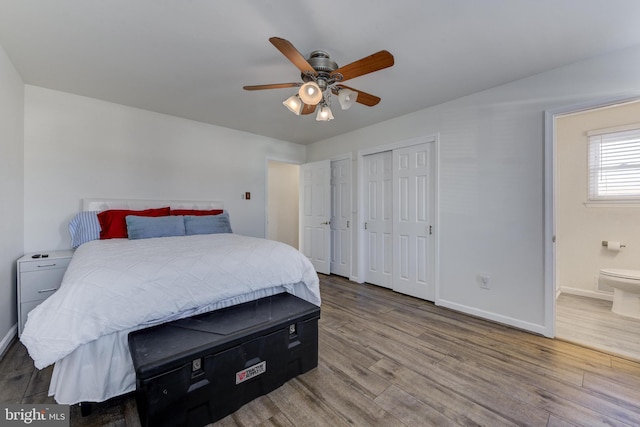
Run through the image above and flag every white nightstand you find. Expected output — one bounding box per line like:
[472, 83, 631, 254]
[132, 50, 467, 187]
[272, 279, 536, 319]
[17, 249, 74, 336]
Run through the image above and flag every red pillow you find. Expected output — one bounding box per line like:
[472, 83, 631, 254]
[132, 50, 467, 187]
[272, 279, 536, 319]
[170, 209, 223, 216]
[98, 207, 170, 239]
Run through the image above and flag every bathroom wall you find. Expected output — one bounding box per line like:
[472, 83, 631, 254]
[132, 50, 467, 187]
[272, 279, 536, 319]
[556, 100, 640, 298]
[267, 160, 299, 249]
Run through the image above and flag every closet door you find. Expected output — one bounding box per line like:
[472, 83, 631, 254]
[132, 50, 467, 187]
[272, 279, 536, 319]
[330, 158, 351, 278]
[300, 160, 331, 274]
[393, 143, 435, 300]
[363, 151, 393, 288]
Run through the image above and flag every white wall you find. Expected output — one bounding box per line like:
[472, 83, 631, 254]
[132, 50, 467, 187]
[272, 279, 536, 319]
[0, 44, 24, 353]
[307, 44, 640, 334]
[267, 161, 299, 248]
[24, 86, 306, 252]
[557, 101, 640, 298]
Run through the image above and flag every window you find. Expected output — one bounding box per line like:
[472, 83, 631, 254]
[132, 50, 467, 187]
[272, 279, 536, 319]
[588, 125, 640, 202]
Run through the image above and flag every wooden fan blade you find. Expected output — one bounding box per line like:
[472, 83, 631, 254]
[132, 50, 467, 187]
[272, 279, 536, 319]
[331, 50, 394, 82]
[243, 83, 301, 91]
[269, 37, 316, 75]
[333, 85, 381, 107]
[301, 103, 317, 115]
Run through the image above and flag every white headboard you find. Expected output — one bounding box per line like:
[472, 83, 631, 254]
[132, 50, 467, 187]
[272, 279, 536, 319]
[82, 198, 224, 212]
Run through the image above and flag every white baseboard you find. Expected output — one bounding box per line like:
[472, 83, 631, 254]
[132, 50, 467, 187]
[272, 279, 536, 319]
[0, 324, 17, 360]
[436, 298, 551, 337]
[558, 286, 613, 301]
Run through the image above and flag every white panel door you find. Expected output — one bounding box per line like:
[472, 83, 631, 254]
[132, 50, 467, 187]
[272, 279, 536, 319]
[330, 158, 351, 278]
[364, 151, 393, 288]
[392, 143, 435, 300]
[300, 160, 331, 274]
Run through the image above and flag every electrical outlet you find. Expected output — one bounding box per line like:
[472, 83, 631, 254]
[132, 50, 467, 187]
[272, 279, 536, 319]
[479, 273, 491, 289]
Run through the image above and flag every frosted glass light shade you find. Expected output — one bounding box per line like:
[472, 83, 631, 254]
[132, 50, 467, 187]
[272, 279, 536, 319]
[316, 105, 334, 121]
[283, 94, 303, 115]
[338, 88, 358, 110]
[298, 81, 323, 105]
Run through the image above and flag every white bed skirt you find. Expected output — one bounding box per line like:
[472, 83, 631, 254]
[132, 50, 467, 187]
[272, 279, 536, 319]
[49, 282, 317, 404]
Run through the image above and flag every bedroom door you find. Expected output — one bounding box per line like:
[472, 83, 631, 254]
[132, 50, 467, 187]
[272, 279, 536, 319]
[330, 158, 351, 278]
[300, 160, 331, 274]
[363, 151, 393, 288]
[392, 143, 435, 300]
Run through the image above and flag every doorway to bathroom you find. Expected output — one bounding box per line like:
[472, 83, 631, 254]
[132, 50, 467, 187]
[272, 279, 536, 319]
[551, 98, 640, 361]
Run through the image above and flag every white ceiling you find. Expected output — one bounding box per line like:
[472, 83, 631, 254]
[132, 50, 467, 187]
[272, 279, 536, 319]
[2, 1, 640, 145]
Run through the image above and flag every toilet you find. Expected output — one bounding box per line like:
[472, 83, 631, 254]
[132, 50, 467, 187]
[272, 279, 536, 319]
[599, 269, 640, 319]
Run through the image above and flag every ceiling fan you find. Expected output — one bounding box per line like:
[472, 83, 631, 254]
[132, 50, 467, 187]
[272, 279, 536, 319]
[243, 37, 394, 121]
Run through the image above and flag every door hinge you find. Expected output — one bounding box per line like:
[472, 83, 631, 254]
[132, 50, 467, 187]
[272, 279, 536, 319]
[429, 225, 432, 235]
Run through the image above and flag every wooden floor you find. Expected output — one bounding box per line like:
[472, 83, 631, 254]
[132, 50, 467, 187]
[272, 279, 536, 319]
[556, 293, 640, 362]
[2, 275, 640, 426]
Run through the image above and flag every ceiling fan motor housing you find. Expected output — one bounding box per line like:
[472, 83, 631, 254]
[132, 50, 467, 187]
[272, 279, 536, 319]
[302, 50, 339, 89]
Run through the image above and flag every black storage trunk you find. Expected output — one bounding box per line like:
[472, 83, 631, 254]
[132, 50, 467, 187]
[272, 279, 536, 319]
[128, 293, 320, 427]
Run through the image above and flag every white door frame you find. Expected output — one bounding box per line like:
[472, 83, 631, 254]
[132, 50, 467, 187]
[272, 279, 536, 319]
[543, 93, 640, 338]
[356, 135, 439, 298]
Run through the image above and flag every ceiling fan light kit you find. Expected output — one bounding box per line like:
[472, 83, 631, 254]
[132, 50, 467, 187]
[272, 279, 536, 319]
[316, 104, 334, 121]
[283, 94, 303, 115]
[244, 37, 394, 121]
[298, 81, 323, 105]
[337, 88, 358, 110]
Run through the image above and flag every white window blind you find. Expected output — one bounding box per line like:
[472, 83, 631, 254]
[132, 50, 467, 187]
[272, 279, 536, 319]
[588, 126, 640, 201]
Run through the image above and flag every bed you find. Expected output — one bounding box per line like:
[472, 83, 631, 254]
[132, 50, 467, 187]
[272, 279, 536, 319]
[20, 199, 321, 405]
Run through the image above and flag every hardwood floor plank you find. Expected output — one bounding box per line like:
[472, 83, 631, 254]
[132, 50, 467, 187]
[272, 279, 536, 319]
[429, 337, 640, 426]
[0, 339, 33, 374]
[253, 412, 295, 427]
[373, 384, 458, 427]
[582, 372, 640, 412]
[267, 380, 351, 427]
[546, 414, 580, 427]
[431, 356, 553, 426]
[296, 364, 401, 426]
[432, 348, 629, 427]
[0, 370, 32, 404]
[23, 364, 53, 398]
[489, 328, 614, 366]
[611, 356, 640, 374]
[416, 325, 586, 387]
[319, 332, 390, 399]
[336, 321, 447, 370]
[556, 294, 640, 362]
[221, 395, 281, 427]
[21, 390, 56, 405]
[370, 357, 522, 426]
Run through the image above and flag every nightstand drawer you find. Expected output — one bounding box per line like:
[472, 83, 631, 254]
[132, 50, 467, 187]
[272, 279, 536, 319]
[17, 249, 74, 337]
[21, 300, 43, 331]
[20, 268, 67, 303]
[19, 257, 71, 273]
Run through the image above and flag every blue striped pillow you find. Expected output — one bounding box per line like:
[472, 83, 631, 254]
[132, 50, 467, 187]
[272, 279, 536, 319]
[69, 211, 101, 248]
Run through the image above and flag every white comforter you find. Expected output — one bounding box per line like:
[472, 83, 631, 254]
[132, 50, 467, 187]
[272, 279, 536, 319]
[21, 233, 321, 371]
